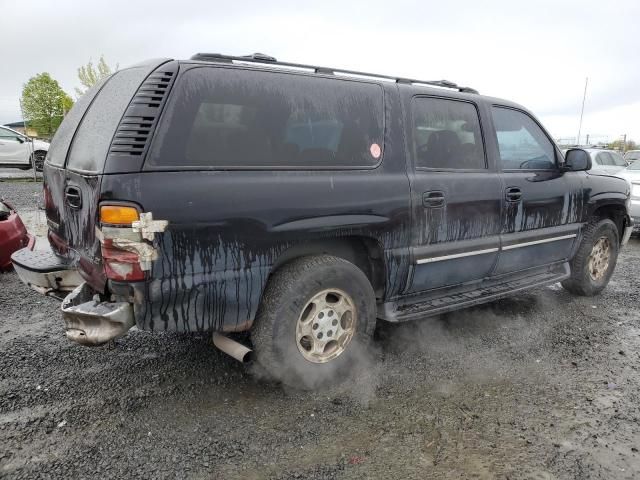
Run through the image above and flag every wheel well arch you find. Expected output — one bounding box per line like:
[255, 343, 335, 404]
[592, 203, 627, 241]
[270, 237, 386, 299]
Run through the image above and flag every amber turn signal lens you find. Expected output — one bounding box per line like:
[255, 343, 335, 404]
[100, 205, 139, 225]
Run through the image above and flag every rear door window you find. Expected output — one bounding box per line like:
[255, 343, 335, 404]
[66, 67, 151, 173]
[411, 97, 486, 170]
[147, 67, 384, 169]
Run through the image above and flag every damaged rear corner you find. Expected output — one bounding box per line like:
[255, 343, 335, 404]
[60, 210, 169, 346]
[61, 282, 135, 346]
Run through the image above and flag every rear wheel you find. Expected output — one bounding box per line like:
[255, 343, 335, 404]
[31, 151, 46, 172]
[562, 218, 619, 296]
[252, 255, 377, 389]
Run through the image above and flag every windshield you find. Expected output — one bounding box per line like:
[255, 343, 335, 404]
[626, 160, 640, 170]
[626, 151, 640, 161]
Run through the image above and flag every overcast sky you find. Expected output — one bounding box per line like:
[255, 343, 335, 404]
[1, 0, 639, 143]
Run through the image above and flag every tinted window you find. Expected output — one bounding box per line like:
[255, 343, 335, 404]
[411, 98, 485, 169]
[610, 151, 627, 166]
[492, 107, 556, 170]
[46, 78, 107, 167]
[596, 152, 613, 166]
[148, 67, 384, 168]
[67, 68, 150, 173]
[594, 152, 605, 165]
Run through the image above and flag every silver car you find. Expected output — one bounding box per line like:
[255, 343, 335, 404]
[584, 148, 628, 175]
[624, 150, 640, 164]
[617, 161, 640, 227]
[561, 148, 628, 175]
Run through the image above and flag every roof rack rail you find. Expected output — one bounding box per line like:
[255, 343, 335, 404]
[189, 53, 479, 94]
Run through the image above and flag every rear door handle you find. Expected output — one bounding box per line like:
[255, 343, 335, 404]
[423, 191, 445, 208]
[65, 186, 82, 209]
[505, 187, 522, 202]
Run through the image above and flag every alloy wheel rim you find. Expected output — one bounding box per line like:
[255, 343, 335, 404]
[295, 289, 357, 363]
[588, 236, 611, 281]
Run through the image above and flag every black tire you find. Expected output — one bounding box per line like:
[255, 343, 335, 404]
[32, 151, 46, 172]
[561, 218, 619, 296]
[252, 255, 377, 389]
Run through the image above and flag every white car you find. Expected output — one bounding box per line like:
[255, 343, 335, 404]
[584, 148, 628, 175]
[562, 148, 628, 176]
[617, 161, 640, 228]
[0, 126, 50, 171]
[625, 150, 640, 164]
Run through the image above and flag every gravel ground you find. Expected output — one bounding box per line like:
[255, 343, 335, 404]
[0, 180, 43, 211]
[1, 219, 640, 478]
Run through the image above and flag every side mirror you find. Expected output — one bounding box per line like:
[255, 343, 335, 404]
[16, 136, 25, 144]
[563, 148, 591, 171]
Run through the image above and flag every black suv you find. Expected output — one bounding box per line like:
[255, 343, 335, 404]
[12, 53, 632, 388]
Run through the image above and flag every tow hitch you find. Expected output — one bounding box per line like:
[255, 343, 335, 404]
[61, 282, 134, 346]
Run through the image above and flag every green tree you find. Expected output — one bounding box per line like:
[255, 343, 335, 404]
[609, 139, 638, 152]
[21, 73, 73, 137]
[75, 55, 117, 97]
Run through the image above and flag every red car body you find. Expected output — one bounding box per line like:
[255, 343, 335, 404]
[0, 201, 35, 270]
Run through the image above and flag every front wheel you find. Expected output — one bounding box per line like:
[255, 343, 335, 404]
[562, 218, 619, 296]
[251, 255, 377, 389]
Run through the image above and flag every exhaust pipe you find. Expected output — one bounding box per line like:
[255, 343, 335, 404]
[212, 333, 253, 363]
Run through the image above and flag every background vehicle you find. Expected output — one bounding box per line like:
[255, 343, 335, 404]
[0, 126, 49, 171]
[617, 161, 640, 228]
[11, 54, 632, 389]
[624, 150, 640, 164]
[585, 148, 628, 175]
[0, 200, 34, 270]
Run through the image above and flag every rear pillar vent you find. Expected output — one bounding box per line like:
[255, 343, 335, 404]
[107, 63, 178, 163]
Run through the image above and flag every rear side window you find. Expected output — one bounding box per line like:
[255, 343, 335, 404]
[46, 78, 107, 167]
[596, 152, 613, 166]
[411, 97, 486, 169]
[610, 151, 627, 166]
[148, 67, 384, 169]
[66, 68, 151, 173]
[492, 107, 556, 170]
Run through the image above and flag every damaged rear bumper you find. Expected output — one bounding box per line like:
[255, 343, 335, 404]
[11, 247, 83, 298]
[61, 282, 135, 346]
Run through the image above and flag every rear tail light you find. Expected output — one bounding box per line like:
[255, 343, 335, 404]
[99, 203, 145, 281]
[101, 242, 146, 281]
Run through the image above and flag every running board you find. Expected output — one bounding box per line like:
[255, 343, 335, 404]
[379, 263, 570, 323]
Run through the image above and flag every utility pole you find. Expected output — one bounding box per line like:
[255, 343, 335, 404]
[19, 99, 37, 182]
[586, 134, 590, 145]
[622, 134, 627, 153]
[577, 77, 588, 145]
